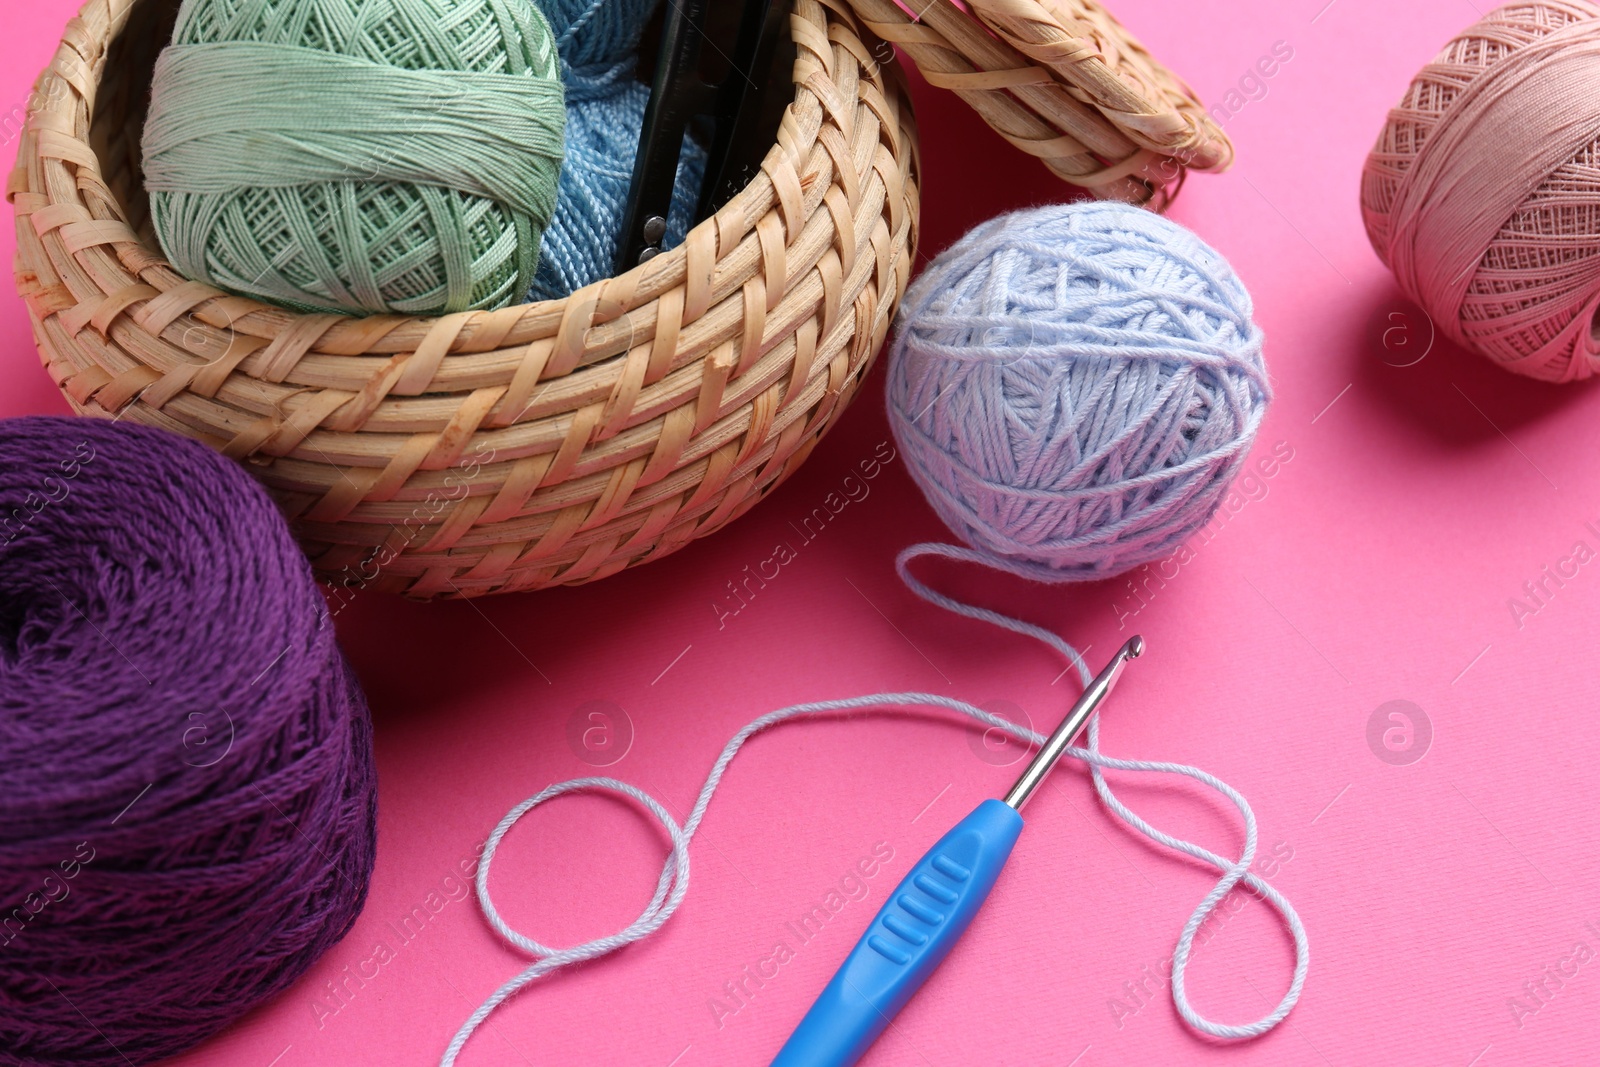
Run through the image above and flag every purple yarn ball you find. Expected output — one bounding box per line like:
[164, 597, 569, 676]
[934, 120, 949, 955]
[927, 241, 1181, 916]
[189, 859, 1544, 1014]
[0, 416, 376, 1065]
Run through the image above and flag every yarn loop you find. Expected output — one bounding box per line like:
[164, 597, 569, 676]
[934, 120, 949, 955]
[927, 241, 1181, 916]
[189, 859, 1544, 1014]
[888, 202, 1270, 582]
[441, 544, 1308, 1065]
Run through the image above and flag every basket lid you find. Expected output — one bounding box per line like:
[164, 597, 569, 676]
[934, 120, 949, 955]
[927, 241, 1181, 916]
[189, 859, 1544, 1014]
[850, 0, 1231, 204]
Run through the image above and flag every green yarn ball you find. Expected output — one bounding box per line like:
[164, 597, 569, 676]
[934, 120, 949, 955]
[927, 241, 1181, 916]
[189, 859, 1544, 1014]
[143, 0, 565, 317]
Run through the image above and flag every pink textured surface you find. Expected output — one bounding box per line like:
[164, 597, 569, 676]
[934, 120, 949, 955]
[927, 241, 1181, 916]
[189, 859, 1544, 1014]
[4, 1, 1599, 1065]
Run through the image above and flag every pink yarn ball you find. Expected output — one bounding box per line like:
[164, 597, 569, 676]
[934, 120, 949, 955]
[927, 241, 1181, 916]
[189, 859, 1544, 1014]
[1361, 1, 1600, 382]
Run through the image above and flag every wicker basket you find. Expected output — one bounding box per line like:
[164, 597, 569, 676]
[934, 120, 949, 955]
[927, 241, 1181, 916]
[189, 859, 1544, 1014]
[9, 0, 1230, 598]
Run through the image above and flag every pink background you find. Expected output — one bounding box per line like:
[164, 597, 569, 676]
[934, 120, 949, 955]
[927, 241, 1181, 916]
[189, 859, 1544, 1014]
[5, 1, 1600, 1064]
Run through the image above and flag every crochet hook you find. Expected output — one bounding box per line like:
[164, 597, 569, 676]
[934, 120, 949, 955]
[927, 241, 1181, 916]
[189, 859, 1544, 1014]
[769, 635, 1145, 1067]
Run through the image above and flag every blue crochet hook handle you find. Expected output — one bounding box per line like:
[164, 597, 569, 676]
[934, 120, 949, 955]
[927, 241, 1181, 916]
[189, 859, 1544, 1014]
[770, 636, 1144, 1067]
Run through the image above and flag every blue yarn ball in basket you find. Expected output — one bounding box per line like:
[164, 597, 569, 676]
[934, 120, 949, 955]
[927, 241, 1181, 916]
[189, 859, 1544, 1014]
[528, 0, 707, 301]
[886, 202, 1271, 582]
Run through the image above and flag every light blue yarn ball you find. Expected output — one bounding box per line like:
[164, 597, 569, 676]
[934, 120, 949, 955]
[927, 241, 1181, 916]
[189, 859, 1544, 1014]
[527, 0, 706, 302]
[886, 201, 1271, 583]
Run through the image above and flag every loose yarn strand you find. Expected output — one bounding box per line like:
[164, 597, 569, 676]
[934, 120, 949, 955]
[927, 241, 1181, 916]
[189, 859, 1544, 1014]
[898, 543, 1307, 1039]
[443, 550, 1308, 1064]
